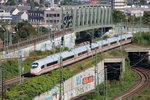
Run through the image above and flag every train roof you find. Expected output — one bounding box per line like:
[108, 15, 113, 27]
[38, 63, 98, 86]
[71, 45, 89, 54]
[118, 33, 132, 40]
[34, 54, 59, 65]
[97, 39, 109, 45]
[90, 43, 99, 48]
[125, 33, 132, 38]
[57, 50, 74, 58]
[107, 36, 118, 43]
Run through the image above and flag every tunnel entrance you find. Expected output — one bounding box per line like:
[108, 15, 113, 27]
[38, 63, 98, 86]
[105, 62, 121, 81]
[128, 52, 149, 68]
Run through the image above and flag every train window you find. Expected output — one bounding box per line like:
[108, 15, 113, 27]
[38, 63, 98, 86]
[31, 63, 38, 69]
[127, 37, 131, 40]
[91, 47, 99, 51]
[41, 65, 45, 69]
[110, 41, 117, 45]
[63, 55, 74, 61]
[78, 50, 88, 56]
[102, 44, 108, 47]
[119, 39, 125, 42]
[47, 61, 58, 67]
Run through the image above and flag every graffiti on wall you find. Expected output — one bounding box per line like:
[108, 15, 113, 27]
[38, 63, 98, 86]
[43, 86, 60, 100]
[3, 32, 76, 59]
[3, 38, 61, 58]
[5, 47, 35, 58]
[75, 75, 94, 96]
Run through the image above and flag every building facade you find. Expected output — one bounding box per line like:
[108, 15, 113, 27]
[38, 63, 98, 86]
[0, 9, 12, 21]
[28, 9, 45, 25]
[28, 8, 62, 29]
[28, 4, 112, 31]
[111, 0, 126, 9]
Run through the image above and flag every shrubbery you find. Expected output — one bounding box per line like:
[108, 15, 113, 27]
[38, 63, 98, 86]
[81, 50, 137, 100]
[5, 54, 97, 99]
[1, 47, 68, 79]
[2, 48, 134, 100]
[133, 32, 150, 46]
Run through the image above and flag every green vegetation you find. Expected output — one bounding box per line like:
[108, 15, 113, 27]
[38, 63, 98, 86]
[1, 49, 108, 99]
[0, 21, 50, 45]
[142, 13, 150, 25]
[131, 89, 150, 100]
[1, 49, 135, 100]
[81, 50, 137, 100]
[112, 10, 126, 23]
[1, 47, 68, 79]
[133, 32, 150, 46]
[4, 50, 100, 99]
[113, 9, 150, 25]
[6, 0, 16, 6]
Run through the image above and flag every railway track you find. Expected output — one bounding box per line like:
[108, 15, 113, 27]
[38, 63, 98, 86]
[112, 67, 150, 100]
[0, 43, 132, 96]
[4, 72, 34, 86]
[3, 43, 131, 85]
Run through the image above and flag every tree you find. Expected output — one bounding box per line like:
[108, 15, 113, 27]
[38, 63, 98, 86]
[112, 10, 126, 23]
[142, 13, 150, 25]
[18, 25, 36, 40]
[6, 0, 16, 5]
[0, 27, 5, 41]
[39, 27, 48, 34]
[15, 21, 31, 31]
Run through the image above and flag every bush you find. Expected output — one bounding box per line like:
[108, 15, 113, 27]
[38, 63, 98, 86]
[1, 47, 69, 79]
[3, 48, 133, 100]
[133, 32, 150, 46]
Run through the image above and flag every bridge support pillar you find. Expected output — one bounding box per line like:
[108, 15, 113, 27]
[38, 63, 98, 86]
[148, 51, 150, 61]
[64, 32, 76, 49]
[120, 58, 125, 79]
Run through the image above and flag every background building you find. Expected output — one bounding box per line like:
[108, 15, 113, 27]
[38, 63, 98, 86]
[0, 9, 12, 21]
[28, 7, 62, 29]
[110, 0, 126, 9]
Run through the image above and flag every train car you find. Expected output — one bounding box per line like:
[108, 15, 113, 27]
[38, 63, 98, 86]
[30, 33, 133, 75]
[31, 54, 60, 75]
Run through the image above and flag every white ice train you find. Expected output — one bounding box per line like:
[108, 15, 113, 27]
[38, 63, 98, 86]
[31, 33, 133, 75]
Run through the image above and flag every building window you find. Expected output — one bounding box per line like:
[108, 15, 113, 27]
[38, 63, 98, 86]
[57, 14, 60, 17]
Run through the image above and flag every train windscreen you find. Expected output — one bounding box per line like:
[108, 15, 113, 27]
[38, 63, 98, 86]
[32, 63, 39, 69]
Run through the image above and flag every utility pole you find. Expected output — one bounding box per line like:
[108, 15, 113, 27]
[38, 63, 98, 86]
[120, 20, 124, 79]
[59, 56, 64, 100]
[0, 67, 6, 100]
[104, 67, 107, 100]
[52, 15, 55, 54]
[59, 7, 64, 100]
[18, 51, 23, 83]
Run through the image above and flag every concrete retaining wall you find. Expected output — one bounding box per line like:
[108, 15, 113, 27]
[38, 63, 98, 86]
[1, 32, 76, 59]
[33, 61, 105, 100]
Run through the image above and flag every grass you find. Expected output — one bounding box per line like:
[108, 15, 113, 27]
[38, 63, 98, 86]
[81, 50, 137, 100]
[131, 89, 150, 100]
[1, 48, 136, 100]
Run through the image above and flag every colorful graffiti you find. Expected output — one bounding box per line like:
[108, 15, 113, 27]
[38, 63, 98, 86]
[34, 59, 104, 100]
[83, 76, 93, 84]
[2, 33, 76, 59]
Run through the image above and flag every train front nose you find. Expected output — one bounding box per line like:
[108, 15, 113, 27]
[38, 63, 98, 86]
[31, 63, 40, 75]
[30, 68, 40, 75]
